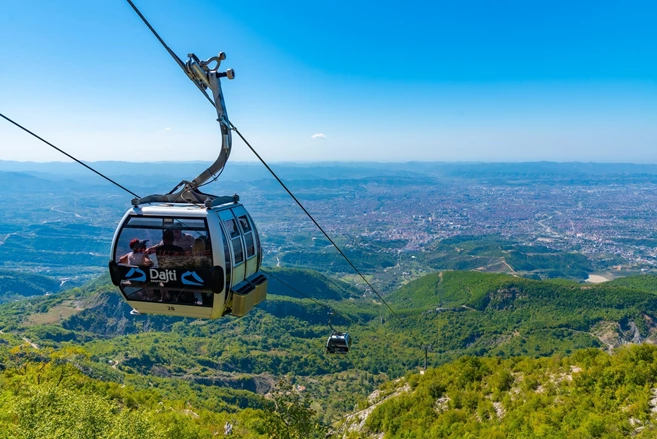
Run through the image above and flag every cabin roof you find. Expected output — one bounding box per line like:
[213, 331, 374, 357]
[130, 202, 241, 217]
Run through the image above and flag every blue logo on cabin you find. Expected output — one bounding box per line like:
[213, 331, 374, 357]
[125, 267, 146, 283]
[181, 271, 204, 286]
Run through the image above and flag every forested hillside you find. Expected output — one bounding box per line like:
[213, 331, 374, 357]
[423, 236, 593, 280]
[0, 269, 61, 303]
[343, 344, 657, 438]
[3, 269, 657, 436]
[0, 345, 317, 438]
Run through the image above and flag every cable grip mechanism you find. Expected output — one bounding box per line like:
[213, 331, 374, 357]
[186, 53, 235, 90]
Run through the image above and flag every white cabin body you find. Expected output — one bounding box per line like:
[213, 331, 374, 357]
[109, 201, 267, 319]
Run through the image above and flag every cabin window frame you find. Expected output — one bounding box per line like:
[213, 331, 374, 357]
[237, 214, 257, 260]
[113, 215, 213, 265]
[220, 216, 245, 266]
[114, 215, 216, 307]
[120, 285, 214, 307]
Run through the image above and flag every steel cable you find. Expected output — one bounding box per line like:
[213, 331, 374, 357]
[0, 112, 140, 198]
[125, 0, 401, 320]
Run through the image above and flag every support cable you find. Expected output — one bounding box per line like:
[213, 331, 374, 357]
[231, 125, 400, 319]
[0, 112, 355, 325]
[262, 269, 334, 311]
[125, 0, 215, 107]
[262, 268, 357, 326]
[0, 113, 141, 198]
[125, 0, 400, 319]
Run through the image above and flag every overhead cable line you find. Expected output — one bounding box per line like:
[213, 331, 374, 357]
[262, 269, 357, 326]
[125, 0, 400, 320]
[262, 269, 334, 311]
[125, 0, 215, 107]
[231, 125, 401, 320]
[0, 112, 141, 199]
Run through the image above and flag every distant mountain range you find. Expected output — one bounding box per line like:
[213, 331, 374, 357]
[0, 269, 62, 303]
[5, 160, 657, 185]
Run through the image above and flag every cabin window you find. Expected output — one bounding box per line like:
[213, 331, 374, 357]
[238, 216, 251, 232]
[223, 218, 244, 264]
[114, 216, 216, 307]
[123, 286, 213, 307]
[253, 219, 262, 269]
[238, 215, 256, 258]
[114, 216, 213, 270]
[222, 225, 232, 293]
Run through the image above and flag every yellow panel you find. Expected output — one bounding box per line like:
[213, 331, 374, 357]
[254, 279, 267, 305]
[231, 289, 255, 317]
[245, 256, 257, 279]
[232, 262, 245, 286]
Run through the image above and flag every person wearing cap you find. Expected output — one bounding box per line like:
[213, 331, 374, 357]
[119, 238, 153, 267]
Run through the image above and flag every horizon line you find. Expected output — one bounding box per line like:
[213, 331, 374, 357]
[4, 159, 657, 166]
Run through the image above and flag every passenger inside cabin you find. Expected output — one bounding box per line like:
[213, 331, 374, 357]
[202, 291, 214, 307]
[172, 223, 195, 252]
[146, 288, 162, 302]
[151, 229, 184, 268]
[191, 236, 212, 268]
[119, 239, 153, 267]
[192, 237, 205, 255]
[146, 223, 195, 255]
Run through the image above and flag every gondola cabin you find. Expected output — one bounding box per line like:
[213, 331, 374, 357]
[108, 201, 267, 319]
[326, 332, 351, 354]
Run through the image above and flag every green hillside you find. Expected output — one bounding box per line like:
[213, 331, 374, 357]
[266, 267, 362, 300]
[0, 268, 382, 423]
[0, 269, 61, 303]
[423, 236, 593, 280]
[0, 345, 273, 439]
[4, 268, 657, 434]
[346, 344, 657, 438]
[384, 270, 657, 363]
[607, 274, 657, 292]
[387, 271, 510, 309]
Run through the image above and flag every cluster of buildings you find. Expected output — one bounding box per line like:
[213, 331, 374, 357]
[250, 179, 657, 272]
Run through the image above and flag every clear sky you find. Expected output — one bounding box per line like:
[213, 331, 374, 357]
[1, 0, 656, 163]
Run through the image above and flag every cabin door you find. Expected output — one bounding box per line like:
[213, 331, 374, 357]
[217, 209, 246, 285]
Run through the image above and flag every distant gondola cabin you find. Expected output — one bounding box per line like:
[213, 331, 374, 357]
[326, 332, 351, 354]
[109, 202, 267, 319]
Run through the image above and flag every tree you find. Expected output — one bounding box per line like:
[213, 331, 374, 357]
[261, 380, 326, 439]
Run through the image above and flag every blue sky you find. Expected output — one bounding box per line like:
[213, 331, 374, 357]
[1, 0, 656, 163]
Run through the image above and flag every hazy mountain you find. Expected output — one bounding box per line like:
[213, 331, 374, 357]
[0, 269, 61, 303]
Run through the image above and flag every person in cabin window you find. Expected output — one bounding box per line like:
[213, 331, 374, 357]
[151, 229, 184, 268]
[190, 236, 212, 268]
[119, 239, 153, 267]
[146, 288, 162, 302]
[146, 223, 195, 254]
[171, 223, 195, 252]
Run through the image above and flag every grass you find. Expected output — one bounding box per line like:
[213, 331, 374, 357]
[23, 301, 83, 326]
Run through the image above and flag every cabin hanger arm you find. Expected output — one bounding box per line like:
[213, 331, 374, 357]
[184, 53, 235, 189]
[131, 52, 235, 206]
